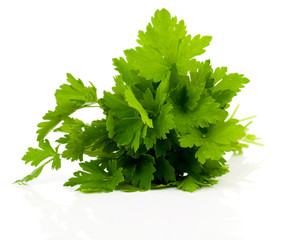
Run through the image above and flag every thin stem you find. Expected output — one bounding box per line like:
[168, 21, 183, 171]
[228, 104, 240, 120]
[241, 139, 264, 146]
[244, 121, 253, 128]
[81, 105, 100, 108]
[239, 115, 257, 122]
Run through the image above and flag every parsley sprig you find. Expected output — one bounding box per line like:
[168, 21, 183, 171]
[15, 9, 261, 192]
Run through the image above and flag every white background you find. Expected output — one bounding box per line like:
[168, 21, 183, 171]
[1, 0, 284, 239]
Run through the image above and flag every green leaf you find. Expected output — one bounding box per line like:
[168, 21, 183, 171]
[100, 91, 135, 118]
[37, 103, 78, 141]
[170, 83, 202, 113]
[111, 116, 146, 152]
[57, 118, 118, 161]
[138, 8, 186, 63]
[132, 155, 156, 189]
[211, 73, 250, 106]
[155, 157, 176, 183]
[167, 148, 200, 175]
[213, 73, 249, 93]
[211, 89, 236, 108]
[173, 94, 227, 132]
[179, 120, 246, 163]
[22, 139, 60, 167]
[64, 160, 124, 193]
[51, 152, 61, 170]
[177, 175, 217, 192]
[100, 89, 149, 152]
[15, 140, 60, 184]
[144, 102, 175, 149]
[112, 57, 134, 85]
[14, 160, 52, 185]
[154, 138, 172, 158]
[203, 159, 229, 178]
[177, 175, 201, 192]
[139, 85, 175, 150]
[124, 46, 171, 82]
[87, 120, 119, 157]
[22, 143, 51, 167]
[125, 86, 153, 128]
[176, 35, 212, 75]
[211, 66, 227, 85]
[125, 8, 211, 81]
[56, 118, 86, 161]
[55, 73, 97, 105]
[190, 60, 212, 89]
[37, 73, 97, 141]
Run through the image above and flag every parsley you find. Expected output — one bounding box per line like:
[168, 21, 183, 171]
[15, 9, 262, 192]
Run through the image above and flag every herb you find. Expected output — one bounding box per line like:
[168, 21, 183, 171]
[15, 9, 261, 192]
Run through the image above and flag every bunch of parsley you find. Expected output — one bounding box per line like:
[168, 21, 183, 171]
[16, 9, 261, 193]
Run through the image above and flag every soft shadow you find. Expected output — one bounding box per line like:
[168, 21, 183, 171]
[216, 154, 263, 193]
[21, 154, 262, 240]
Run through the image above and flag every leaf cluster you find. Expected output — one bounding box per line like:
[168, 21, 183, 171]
[15, 9, 261, 193]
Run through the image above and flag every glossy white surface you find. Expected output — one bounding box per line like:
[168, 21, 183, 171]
[2, 151, 283, 240]
[1, 0, 284, 239]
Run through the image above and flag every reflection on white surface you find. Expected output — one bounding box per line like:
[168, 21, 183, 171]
[18, 155, 263, 240]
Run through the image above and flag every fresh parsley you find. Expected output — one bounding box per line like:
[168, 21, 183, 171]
[15, 9, 262, 192]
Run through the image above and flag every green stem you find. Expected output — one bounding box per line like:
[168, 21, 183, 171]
[228, 104, 240, 120]
[241, 139, 264, 146]
[244, 121, 253, 128]
[239, 115, 257, 122]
